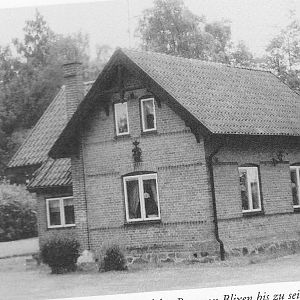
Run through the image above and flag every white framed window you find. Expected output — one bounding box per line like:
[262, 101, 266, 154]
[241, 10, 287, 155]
[141, 98, 156, 132]
[114, 102, 129, 136]
[238, 166, 262, 213]
[290, 166, 300, 208]
[123, 173, 160, 222]
[46, 197, 75, 228]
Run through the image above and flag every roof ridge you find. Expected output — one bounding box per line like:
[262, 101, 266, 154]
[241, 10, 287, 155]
[121, 47, 272, 74]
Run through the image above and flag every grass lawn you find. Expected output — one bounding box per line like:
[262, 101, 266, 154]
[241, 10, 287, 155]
[1, 253, 300, 300]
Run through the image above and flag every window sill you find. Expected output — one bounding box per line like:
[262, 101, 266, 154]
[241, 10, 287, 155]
[242, 210, 264, 218]
[114, 134, 131, 141]
[293, 207, 300, 213]
[47, 225, 76, 230]
[141, 130, 158, 137]
[124, 219, 161, 227]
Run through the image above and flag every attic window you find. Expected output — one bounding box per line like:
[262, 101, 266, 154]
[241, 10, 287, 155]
[141, 98, 156, 132]
[46, 197, 75, 228]
[114, 102, 129, 136]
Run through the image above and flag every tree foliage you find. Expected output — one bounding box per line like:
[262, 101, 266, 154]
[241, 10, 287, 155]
[0, 11, 111, 175]
[229, 41, 255, 67]
[265, 11, 300, 91]
[0, 179, 37, 241]
[137, 0, 232, 63]
[13, 10, 55, 67]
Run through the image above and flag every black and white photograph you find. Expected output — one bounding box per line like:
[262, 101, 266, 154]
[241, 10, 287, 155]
[0, 0, 300, 299]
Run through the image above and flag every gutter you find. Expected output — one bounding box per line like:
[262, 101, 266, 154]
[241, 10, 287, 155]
[206, 141, 225, 261]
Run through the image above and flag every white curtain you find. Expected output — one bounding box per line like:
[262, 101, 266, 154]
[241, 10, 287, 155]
[149, 179, 158, 204]
[127, 180, 140, 218]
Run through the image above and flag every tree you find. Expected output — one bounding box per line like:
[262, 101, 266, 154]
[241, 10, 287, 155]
[0, 46, 21, 174]
[0, 11, 98, 175]
[204, 21, 231, 62]
[229, 41, 255, 67]
[7, 13, 93, 129]
[89, 44, 113, 79]
[265, 11, 300, 91]
[13, 9, 55, 68]
[137, 0, 232, 63]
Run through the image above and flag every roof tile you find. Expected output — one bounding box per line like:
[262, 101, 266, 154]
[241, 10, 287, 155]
[122, 49, 300, 136]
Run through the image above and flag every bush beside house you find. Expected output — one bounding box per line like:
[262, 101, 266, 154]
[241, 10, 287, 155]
[0, 179, 37, 241]
[102, 245, 127, 272]
[40, 235, 80, 274]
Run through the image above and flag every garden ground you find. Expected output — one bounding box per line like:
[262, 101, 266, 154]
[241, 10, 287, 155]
[1, 252, 300, 300]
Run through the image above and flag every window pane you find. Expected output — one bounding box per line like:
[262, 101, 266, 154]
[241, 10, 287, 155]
[48, 200, 61, 226]
[250, 182, 260, 209]
[126, 180, 141, 219]
[143, 178, 159, 218]
[64, 198, 75, 225]
[248, 168, 260, 209]
[142, 100, 155, 130]
[291, 169, 299, 206]
[239, 169, 249, 210]
[115, 103, 129, 134]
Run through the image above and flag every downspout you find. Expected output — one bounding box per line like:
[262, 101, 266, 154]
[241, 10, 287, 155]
[80, 140, 91, 250]
[206, 142, 225, 261]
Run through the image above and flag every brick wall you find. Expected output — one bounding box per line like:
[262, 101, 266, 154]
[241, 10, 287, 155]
[78, 86, 218, 257]
[71, 147, 90, 250]
[212, 135, 300, 252]
[37, 71, 300, 260]
[36, 188, 77, 247]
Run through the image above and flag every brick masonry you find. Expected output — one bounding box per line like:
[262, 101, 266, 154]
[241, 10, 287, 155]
[36, 71, 300, 263]
[212, 135, 300, 254]
[36, 188, 77, 247]
[78, 85, 219, 260]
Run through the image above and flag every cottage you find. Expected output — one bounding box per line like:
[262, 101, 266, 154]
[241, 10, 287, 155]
[7, 48, 300, 263]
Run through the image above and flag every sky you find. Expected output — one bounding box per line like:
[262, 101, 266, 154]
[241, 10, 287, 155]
[0, 0, 299, 58]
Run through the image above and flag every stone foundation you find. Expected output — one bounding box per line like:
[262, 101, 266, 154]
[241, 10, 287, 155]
[226, 238, 300, 257]
[125, 250, 220, 266]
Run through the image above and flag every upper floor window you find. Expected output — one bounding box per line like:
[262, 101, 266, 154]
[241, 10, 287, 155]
[123, 173, 160, 222]
[141, 98, 156, 132]
[290, 166, 300, 208]
[114, 102, 129, 136]
[46, 196, 75, 228]
[238, 166, 262, 213]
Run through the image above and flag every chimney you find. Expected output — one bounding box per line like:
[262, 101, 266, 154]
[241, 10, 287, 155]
[62, 62, 84, 119]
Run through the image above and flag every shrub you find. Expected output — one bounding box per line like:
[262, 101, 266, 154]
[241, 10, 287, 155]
[0, 201, 37, 242]
[40, 236, 80, 274]
[0, 180, 36, 207]
[102, 245, 127, 271]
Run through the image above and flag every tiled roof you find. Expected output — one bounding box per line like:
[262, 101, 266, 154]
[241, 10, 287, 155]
[10, 49, 300, 188]
[8, 82, 93, 189]
[8, 86, 68, 168]
[122, 49, 300, 136]
[28, 158, 71, 190]
[8, 81, 94, 169]
[50, 49, 300, 159]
